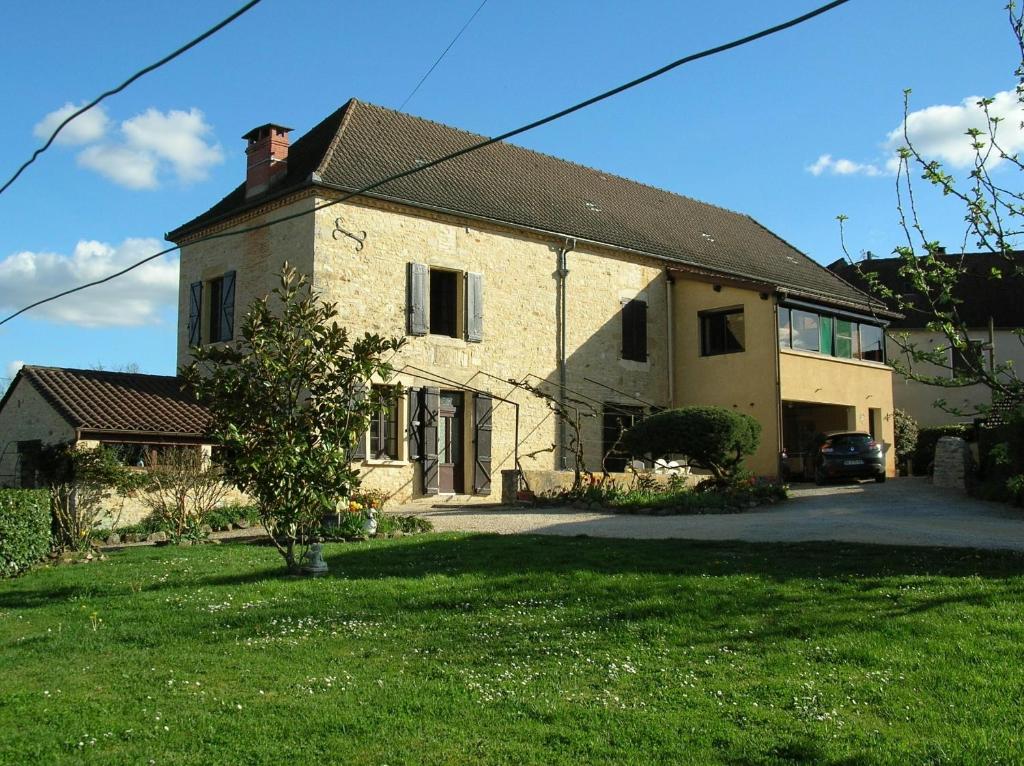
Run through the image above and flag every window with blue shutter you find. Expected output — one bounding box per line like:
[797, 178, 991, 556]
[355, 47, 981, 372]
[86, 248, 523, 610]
[188, 281, 203, 346]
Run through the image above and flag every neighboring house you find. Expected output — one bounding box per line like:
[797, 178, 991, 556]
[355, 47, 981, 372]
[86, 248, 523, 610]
[0, 366, 210, 509]
[166, 98, 898, 499]
[829, 253, 1024, 427]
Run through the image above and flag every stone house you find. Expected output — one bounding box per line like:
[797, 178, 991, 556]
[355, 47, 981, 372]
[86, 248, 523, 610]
[166, 98, 898, 500]
[829, 253, 1024, 427]
[0, 365, 216, 522]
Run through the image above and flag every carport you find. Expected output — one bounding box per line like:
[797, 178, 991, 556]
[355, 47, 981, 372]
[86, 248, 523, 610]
[780, 401, 854, 480]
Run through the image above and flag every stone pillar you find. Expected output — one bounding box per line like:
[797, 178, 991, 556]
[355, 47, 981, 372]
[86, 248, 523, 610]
[932, 436, 972, 490]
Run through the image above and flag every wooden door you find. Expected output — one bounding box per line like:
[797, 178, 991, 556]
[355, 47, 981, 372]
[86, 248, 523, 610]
[437, 392, 464, 493]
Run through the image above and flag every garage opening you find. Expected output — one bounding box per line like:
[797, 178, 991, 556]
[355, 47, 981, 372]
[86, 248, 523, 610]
[781, 401, 854, 480]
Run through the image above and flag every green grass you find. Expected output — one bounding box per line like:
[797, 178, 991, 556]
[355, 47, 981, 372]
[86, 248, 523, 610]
[2, 535, 1024, 765]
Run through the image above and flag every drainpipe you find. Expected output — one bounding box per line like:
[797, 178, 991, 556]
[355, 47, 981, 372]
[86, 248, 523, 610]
[557, 238, 576, 469]
[773, 298, 785, 479]
[665, 269, 675, 407]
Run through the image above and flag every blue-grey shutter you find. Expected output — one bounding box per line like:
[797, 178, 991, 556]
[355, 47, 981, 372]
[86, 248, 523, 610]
[465, 272, 483, 342]
[422, 387, 440, 495]
[351, 382, 368, 460]
[407, 387, 423, 460]
[473, 393, 493, 495]
[188, 281, 203, 346]
[219, 271, 236, 341]
[407, 263, 428, 336]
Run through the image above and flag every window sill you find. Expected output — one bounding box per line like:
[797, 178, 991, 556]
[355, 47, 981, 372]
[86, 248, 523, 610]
[362, 458, 409, 467]
[780, 347, 889, 369]
[618, 357, 650, 371]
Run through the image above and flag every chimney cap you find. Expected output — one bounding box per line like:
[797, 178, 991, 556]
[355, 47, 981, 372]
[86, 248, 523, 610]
[242, 123, 294, 143]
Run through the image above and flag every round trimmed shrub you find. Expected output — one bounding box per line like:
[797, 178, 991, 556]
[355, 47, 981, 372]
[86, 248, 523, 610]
[622, 406, 761, 484]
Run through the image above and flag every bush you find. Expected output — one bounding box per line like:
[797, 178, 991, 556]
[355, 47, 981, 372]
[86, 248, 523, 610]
[893, 409, 919, 469]
[206, 503, 260, 531]
[0, 489, 52, 577]
[913, 424, 973, 475]
[622, 406, 761, 484]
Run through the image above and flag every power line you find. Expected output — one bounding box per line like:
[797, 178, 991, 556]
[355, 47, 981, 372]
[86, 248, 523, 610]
[0, 0, 853, 327]
[398, 0, 490, 112]
[0, 0, 264, 199]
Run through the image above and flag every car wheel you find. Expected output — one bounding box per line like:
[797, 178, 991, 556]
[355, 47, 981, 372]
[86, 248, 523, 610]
[875, 474, 886, 483]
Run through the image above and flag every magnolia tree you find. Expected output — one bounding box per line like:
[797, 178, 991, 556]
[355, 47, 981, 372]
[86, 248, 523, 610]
[182, 264, 405, 573]
[840, 3, 1024, 415]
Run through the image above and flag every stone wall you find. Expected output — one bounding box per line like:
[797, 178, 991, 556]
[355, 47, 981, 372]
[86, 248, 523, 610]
[932, 436, 972, 490]
[0, 378, 76, 488]
[501, 468, 698, 503]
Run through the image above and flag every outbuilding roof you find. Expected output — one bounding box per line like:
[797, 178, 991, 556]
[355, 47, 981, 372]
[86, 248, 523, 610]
[169, 98, 889, 314]
[2, 366, 210, 438]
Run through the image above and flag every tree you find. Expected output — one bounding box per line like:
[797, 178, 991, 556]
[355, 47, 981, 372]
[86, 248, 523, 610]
[840, 3, 1024, 415]
[620, 406, 761, 485]
[182, 264, 405, 574]
[142, 447, 229, 541]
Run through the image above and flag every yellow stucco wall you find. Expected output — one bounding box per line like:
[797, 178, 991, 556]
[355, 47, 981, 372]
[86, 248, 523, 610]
[671, 279, 781, 476]
[886, 328, 1024, 427]
[780, 349, 896, 475]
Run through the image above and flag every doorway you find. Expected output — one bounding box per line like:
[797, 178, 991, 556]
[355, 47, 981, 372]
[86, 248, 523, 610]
[437, 391, 464, 493]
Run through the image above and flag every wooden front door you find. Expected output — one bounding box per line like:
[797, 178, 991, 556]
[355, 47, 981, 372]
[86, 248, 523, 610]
[437, 392, 464, 493]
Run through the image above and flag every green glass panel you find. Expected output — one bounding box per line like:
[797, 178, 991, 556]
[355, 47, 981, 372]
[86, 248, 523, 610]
[819, 316, 833, 356]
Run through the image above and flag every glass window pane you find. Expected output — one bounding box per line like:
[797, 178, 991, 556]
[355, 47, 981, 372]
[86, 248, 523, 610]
[777, 308, 791, 348]
[835, 320, 853, 358]
[726, 312, 745, 351]
[819, 316, 834, 356]
[859, 324, 884, 362]
[791, 310, 820, 352]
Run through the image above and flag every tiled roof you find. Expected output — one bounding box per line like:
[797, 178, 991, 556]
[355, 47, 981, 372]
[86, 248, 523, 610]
[6, 366, 210, 436]
[828, 252, 1024, 329]
[169, 99, 888, 313]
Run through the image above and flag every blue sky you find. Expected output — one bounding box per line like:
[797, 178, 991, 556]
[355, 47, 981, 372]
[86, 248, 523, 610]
[0, 0, 1019, 385]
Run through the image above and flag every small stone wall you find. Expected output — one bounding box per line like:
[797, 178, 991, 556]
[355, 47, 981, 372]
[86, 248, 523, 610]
[97, 483, 251, 528]
[932, 436, 972, 490]
[501, 468, 699, 503]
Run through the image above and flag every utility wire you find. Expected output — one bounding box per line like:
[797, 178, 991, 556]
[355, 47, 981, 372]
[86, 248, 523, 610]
[0, 0, 853, 327]
[0, 0, 264, 199]
[398, 0, 490, 112]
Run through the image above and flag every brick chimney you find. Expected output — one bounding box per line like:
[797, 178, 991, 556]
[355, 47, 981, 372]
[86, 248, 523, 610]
[243, 123, 293, 198]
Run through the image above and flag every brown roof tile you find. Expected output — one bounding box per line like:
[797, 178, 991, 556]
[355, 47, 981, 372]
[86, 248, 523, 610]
[168, 99, 888, 313]
[9, 366, 210, 437]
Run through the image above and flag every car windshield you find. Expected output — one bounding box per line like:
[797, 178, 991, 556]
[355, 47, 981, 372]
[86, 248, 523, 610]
[828, 434, 872, 447]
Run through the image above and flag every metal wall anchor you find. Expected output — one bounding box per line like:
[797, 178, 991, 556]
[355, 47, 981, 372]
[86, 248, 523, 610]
[332, 218, 366, 251]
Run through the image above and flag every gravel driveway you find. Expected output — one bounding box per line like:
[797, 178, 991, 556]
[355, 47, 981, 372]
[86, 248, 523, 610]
[409, 478, 1024, 551]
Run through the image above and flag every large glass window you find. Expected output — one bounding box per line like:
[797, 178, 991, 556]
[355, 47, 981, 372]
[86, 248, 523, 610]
[700, 309, 745, 356]
[791, 310, 820, 352]
[834, 319, 855, 359]
[369, 386, 400, 459]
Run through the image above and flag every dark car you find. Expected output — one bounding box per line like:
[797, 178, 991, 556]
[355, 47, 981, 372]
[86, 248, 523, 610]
[812, 431, 886, 484]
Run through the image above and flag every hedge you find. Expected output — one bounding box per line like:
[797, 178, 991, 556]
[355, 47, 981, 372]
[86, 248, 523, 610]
[0, 488, 52, 578]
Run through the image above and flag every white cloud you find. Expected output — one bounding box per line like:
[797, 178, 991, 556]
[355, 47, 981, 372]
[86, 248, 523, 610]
[0, 238, 178, 327]
[78, 144, 159, 190]
[35, 105, 223, 190]
[33, 102, 109, 146]
[807, 153, 883, 177]
[120, 108, 224, 183]
[888, 89, 1024, 169]
[809, 88, 1024, 178]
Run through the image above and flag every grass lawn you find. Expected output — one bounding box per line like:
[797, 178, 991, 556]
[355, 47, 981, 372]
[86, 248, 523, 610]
[2, 534, 1024, 765]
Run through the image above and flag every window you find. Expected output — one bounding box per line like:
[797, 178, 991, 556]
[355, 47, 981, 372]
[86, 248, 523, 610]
[779, 304, 884, 364]
[369, 387, 400, 460]
[407, 264, 483, 342]
[700, 308, 744, 356]
[859, 324, 884, 362]
[602, 405, 644, 472]
[208, 276, 225, 342]
[778, 308, 791, 348]
[188, 271, 235, 346]
[791, 310, 820, 352]
[951, 340, 984, 379]
[429, 269, 459, 338]
[621, 299, 648, 361]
